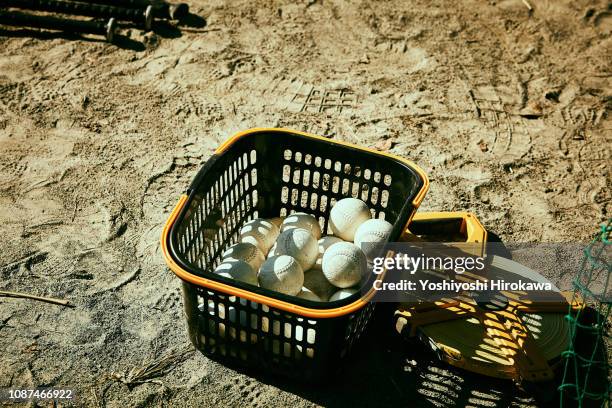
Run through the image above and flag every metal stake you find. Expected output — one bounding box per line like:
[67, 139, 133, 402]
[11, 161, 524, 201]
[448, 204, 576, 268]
[0, 9, 116, 42]
[78, 0, 188, 20]
[0, 0, 153, 30]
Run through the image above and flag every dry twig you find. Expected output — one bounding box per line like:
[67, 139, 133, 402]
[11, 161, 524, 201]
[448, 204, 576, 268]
[522, 0, 533, 11]
[110, 345, 194, 387]
[0, 290, 74, 307]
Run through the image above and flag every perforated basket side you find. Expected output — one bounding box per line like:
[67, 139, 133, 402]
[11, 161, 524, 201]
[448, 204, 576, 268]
[177, 143, 261, 275]
[181, 280, 373, 381]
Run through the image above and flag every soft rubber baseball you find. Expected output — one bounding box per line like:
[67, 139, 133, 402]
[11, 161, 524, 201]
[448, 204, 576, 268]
[312, 236, 344, 270]
[258, 255, 304, 295]
[329, 287, 358, 302]
[206, 301, 227, 338]
[303, 268, 336, 301]
[354, 218, 394, 259]
[281, 212, 322, 239]
[297, 287, 322, 302]
[206, 303, 253, 341]
[267, 242, 277, 258]
[294, 324, 316, 344]
[277, 325, 316, 357]
[222, 242, 265, 271]
[214, 260, 258, 286]
[322, 242, 367, 288]
[272, 228, 318, 271]
[297, 345, 314, 358]
[239, 218, 279, 255]
[329, 198, 372, 241]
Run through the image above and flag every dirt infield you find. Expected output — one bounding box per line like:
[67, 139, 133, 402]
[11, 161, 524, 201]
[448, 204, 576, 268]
[0, 0, 609, 406]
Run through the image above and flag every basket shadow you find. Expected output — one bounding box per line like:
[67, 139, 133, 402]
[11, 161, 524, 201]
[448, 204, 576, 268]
[223, 309, 535, 408]
[177, 13, 207, 28]
[191, 292, 608, 404]
[151, 20, 182, 39]
[219, 306, 609, 407]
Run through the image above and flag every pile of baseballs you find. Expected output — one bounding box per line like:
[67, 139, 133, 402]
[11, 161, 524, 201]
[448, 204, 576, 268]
[213, 197, 394, 302]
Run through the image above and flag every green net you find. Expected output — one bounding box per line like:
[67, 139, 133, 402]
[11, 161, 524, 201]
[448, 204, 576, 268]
[559, 219, 611, 407]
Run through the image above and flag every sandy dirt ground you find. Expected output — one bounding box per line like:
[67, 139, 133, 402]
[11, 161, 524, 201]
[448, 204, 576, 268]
[0, 0, 610, 406]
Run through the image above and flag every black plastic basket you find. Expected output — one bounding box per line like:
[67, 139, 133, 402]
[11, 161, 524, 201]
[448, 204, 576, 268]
[162, 128, 429, 380]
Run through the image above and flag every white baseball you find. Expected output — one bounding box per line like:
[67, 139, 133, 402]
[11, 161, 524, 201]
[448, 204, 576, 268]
[272, 228, 318, 271]
[329, 287, 358, 302]
[281, 212, 322, 239]
[214, 260, 258, 286]
[278, 320, 316, 343]
[274, 327, 315, 356]
[267, 242, 277, 258]
[258, 255, 304, 295]
[312, 236, 344, 270]
[303, 268, 336, 301]
[322, 242, 367, 288]
[206, 301, 227, 338]
[297, 345, 315, 358]
[294, 325, 316, 344]
[260, 304, 270, 333]
[297, 287, 322, 302]
[239, 218, 279, 254]
[329, 198, 371, 241]
[222, 242, 265, 271]
[206, 303, 253, 341]
[354, 218, 394, 260]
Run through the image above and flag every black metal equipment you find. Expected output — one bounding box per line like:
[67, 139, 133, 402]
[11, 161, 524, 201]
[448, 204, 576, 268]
[0, 0, 153, 30]
[78, 0, 188, 20]
[0, 9, 116, 42]
[0, 0, 192, 43]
